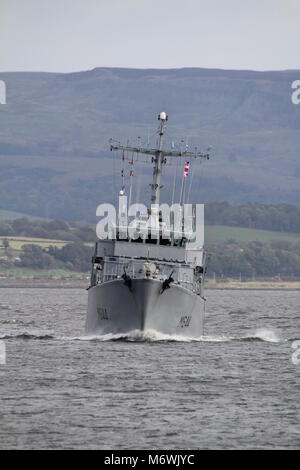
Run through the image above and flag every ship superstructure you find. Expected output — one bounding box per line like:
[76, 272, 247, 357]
[86, 112, 211, 337]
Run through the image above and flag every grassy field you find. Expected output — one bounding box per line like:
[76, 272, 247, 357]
[0, 236, 68, 251]
[206, 279, 300, 289]
[205, 225, 300, 244]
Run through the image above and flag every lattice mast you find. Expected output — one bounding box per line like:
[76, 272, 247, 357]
[110, 112, 211, 207]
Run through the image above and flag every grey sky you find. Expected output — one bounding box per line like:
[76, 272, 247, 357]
[0, 0, 299, 73]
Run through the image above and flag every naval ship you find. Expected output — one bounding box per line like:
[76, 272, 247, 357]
[86, 112, 211, 337]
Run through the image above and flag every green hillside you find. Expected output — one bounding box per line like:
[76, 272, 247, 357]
[205, 225, 300, 245]
[0, 67, 300, 220]
[0, 209, 47, 221]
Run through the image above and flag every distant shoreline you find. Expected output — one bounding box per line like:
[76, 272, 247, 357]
[0, 277, 88, 289]
[206, 280, 300, 290]
[0, 277, 300, 290]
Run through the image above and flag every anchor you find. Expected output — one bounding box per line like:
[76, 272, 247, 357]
[160, 270, 174, 294]
[122, 267, 132, 291]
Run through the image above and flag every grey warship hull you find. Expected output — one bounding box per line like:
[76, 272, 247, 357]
[86, 278, 205, 337]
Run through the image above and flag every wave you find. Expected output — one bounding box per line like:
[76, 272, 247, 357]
[58, 329, 235, 343]
[0, 328, 282, 344]
[1, 319, 34, 325]
[63, 327, 283, 344]
[0, 332, 55, 340]
[240, 328, 281, 343]
[0, 304, 12, 311]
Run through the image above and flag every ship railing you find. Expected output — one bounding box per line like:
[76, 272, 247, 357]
[95, 273, 196, 292]
[94, 257, 196, 289]
[101, 258, 178, 278]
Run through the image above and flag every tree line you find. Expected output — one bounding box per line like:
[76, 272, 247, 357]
[0, 211, 300, 277]
[206, 240, 300, 279]
[0, 218, 95, 242]
[1, 202, 300, 240]
[205, 202, 300, 233]
[0, 238, 298, 278]
[4, 243, 93, 273]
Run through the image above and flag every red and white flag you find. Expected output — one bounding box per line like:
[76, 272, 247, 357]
[183, 161, 190, 178]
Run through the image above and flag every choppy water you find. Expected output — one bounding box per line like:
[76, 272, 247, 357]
[0, 287, 299, 449]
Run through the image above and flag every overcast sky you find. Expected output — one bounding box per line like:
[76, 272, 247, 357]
[0, 0, 299, 73]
